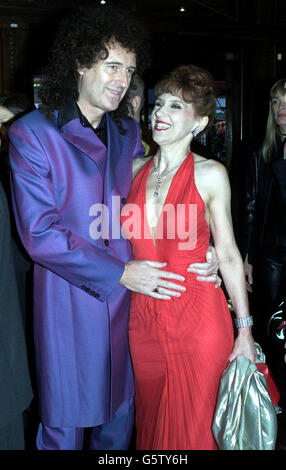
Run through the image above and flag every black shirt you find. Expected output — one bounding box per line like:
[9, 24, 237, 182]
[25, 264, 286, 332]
[57, 99, 107, 147]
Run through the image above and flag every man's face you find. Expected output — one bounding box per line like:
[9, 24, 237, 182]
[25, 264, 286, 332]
[77, 42, 136, 123]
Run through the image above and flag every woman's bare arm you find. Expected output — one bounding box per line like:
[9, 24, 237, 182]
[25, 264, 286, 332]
[199, 160, 256, 362]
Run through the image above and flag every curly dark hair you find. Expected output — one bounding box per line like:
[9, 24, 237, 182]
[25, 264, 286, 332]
[154, 65, 216, 134]
[39, 5, 150, 131]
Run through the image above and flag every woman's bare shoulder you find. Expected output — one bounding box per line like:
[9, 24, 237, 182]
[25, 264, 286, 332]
[194, 153, 227, 178]
[193, 154, 230, 202]
[132, 156, 153, 180]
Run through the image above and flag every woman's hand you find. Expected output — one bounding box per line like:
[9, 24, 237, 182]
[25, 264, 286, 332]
[228, 329, 257, 363]
[188, 245, 221, 287]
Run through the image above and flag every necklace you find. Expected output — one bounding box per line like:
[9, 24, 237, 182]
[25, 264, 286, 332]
[152, 152, 189, 197]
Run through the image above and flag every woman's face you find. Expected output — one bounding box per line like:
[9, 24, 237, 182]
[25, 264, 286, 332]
[272, 93, 286, 131]
[151, 92, 200, 147]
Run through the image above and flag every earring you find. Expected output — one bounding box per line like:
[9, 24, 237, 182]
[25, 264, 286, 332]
[193, 126, 202, 137]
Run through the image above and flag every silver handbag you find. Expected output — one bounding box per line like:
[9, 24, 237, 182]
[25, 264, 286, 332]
[212, 344, 278, 450]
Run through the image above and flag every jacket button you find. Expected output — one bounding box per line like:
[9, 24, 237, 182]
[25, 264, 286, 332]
[121, 197, 127, 204]
[104, 239, 109, 246]
[94, 293, 99, 299]
[81, 285, 87, 291]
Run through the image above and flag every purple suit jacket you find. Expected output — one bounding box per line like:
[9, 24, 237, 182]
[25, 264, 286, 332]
[9, 108, 144, 427]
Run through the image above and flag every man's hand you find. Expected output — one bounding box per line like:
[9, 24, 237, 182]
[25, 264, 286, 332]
[119, 260, 186, 299]
[244, 255, 253, 292]
[187, 245, 221, 287]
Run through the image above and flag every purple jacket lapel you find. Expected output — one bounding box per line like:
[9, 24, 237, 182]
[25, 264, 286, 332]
[59, 116, 107, 178]
[56, 112, 126, 202]
[55, 110, 129, 205]
[104, 113, 124, 201]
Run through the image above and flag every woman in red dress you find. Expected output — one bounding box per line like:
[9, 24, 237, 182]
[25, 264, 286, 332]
[120, 65, 256, 450]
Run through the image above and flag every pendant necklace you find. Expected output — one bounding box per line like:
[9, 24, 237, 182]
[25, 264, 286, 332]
[153, 152, 189, 197]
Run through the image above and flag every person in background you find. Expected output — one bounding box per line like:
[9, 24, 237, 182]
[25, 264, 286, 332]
[119, 72, 157, 156]
[0, 93, 33, 318]
[0, 171, 33, 448]
[243, 78, 286, 412]
[0, 93, 32, 184]
[0, 92, 35, 446]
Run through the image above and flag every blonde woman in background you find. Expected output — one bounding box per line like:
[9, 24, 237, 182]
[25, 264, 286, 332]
[243, 78, 286, 413]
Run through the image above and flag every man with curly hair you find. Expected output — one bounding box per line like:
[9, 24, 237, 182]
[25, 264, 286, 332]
[8, 6, 147, 451]
[8, 6, 218, 450]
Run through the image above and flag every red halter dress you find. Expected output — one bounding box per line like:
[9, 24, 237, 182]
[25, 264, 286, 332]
[121, 152, 234, 450]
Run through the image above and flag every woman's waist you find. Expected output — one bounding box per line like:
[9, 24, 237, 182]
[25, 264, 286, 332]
[133, 254, 209, 275]
[130, 276, 227, 317]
